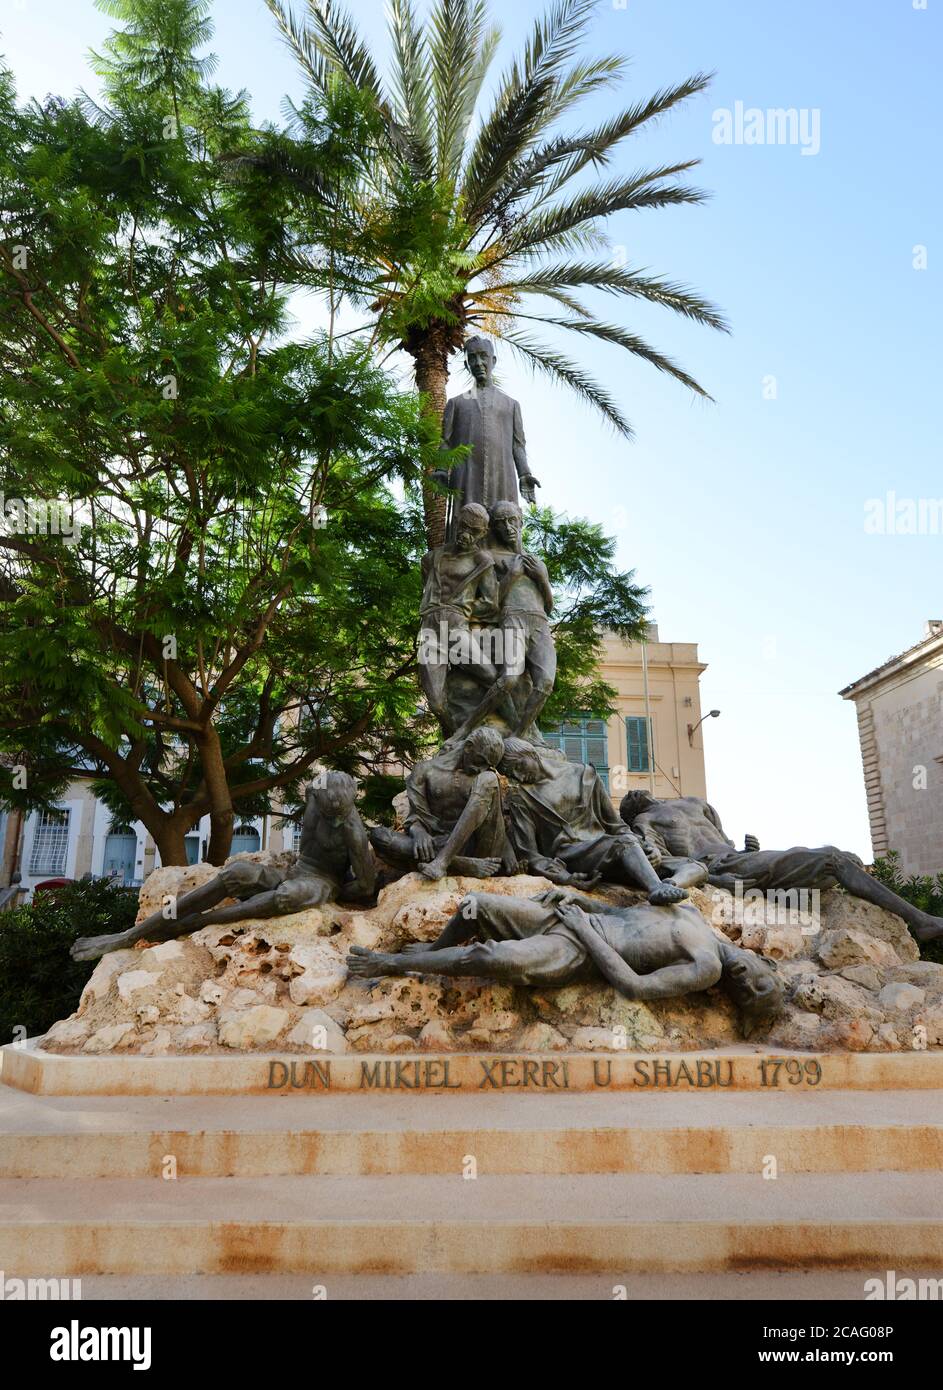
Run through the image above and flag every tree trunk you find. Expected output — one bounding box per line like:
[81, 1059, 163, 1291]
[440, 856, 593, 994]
[1, 808, 23, 887]
[151, 820, 190, 867]
[199, 729, 236, 865]
[110, 780, 195, 867]
[412, 334, 450, 550]
[206, 807, 235, 866]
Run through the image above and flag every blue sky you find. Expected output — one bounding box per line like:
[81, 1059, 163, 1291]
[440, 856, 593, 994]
[3, 0, 940, 856]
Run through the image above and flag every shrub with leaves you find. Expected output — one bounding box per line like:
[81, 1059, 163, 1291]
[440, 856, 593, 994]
[872, 852, 943, 964]
[0, 878, 138, 1042]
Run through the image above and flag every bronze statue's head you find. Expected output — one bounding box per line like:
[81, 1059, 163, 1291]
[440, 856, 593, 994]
[719, 944, 784, 1039]
[490, 500, 523, 550]
[455, 502, 490, 552]
[310, 770, 357, 826]
[460, 725, 505, 773]
[619, 790, 658, 827]
[500, 736, 544, 785]
[464, 335, 495, 386]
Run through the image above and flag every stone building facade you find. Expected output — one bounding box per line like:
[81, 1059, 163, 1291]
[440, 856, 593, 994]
[544, 627, 708, 802]
[840, 620, 943, 876]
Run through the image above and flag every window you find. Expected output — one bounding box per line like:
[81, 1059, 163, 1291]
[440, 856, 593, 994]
[292, 823, 303, 854]
[625, 716, 652, 774]
[28, 808, 71, 876]
[542, 715, 609, 790]
[184, 835, 201, 866]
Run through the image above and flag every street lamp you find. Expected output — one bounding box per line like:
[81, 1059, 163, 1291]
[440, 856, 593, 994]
[687, 709, 721, 746]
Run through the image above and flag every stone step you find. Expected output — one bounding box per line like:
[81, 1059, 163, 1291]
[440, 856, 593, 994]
[6, 1042, 943, 1095]
[2, 1083, 942, 1177]
[63, 1270, 933, 1301]
[1, 1172, 941, 1274]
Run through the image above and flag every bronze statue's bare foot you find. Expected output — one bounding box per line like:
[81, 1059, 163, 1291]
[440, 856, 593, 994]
[71, 930, 138, 962]
[400, 941, 430, 955]
[419, 856, 450, 880]
[461, 856, 502, 878]
[346, 945, 402, 977]
[648, 883, 688, 906]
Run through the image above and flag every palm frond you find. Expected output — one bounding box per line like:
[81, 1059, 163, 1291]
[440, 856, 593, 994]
[264, 0, 333, 91]
[472, 131, 603, 229]
[499, 163, 707, 261]
[428, 0, 499, 185]
[531, 315, 713, 397]
[498, 261, 730, 332]
[219, 136, 336, 202]
[468, 282, 594, 325]
[550, 54, 627, 109]
[77, 88, 117, 129]
[478, 73, 713, 229]
[542, 72, 714, 199]
[388, 0, 434, 179]
[305, 0, 386, 103]
[498, 329, 634, 437]
[279, 94, 307, 133]
[266, 0, 425, 177]
[461, 79, 559, 225]
[461, 0, 600, 219]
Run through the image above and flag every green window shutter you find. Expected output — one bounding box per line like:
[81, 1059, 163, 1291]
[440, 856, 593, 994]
[626, 717, 651, 773]
[539, 714, 609, 789]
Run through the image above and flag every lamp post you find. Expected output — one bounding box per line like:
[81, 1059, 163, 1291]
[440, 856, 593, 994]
[687, 709, 721, 746]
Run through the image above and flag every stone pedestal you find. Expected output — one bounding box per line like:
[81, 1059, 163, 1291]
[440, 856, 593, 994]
[35, 857, 943, 1058]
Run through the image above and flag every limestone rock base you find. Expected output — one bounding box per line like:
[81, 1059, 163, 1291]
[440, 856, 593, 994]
[41, 860, 943, 1056]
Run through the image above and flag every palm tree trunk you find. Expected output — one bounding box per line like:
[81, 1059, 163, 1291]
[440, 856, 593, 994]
[412, 334, 450, 550]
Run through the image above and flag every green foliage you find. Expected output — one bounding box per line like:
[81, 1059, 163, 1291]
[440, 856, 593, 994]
[0, 2, 440, 861]
[873, 852, 943, 964]
[356, 772, 410, 827]
[0, 879, 137, 1042]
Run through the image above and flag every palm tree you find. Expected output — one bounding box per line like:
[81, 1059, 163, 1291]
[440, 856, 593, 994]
[265, 0, 728, 546]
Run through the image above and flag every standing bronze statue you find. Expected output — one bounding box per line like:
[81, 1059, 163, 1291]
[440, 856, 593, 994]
[417, 502, 503, 734]
[432, 336, 541, 540]
[448, 501, 558, 741]
[71, 773, 376, 961]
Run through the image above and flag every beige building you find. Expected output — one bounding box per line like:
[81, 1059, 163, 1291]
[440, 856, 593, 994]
[543, 627, 709, 803]
[1, 627, 709, 897]
[840, 620, 943, 876]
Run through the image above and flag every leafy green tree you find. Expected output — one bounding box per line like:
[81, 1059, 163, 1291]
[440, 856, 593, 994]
[0, 2, 437, 863]
[263, 0, 727, 544]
